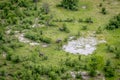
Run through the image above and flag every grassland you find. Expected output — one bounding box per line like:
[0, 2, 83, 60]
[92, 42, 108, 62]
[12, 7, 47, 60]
[0, 0, 120, 80]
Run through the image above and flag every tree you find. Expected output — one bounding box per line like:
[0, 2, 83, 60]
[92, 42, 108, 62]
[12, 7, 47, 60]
[60, 0, 79, 11]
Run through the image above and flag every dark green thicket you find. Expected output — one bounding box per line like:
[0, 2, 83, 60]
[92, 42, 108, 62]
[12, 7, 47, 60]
[103, 60, 115, 77]
[106, 14, 120, 30]
[107, 44, 120, 59]
[60, 0, 79, 11]
[25, 31, 51, 43]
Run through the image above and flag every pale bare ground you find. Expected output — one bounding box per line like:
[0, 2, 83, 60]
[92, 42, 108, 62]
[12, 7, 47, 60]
[63, 36, 106, 55]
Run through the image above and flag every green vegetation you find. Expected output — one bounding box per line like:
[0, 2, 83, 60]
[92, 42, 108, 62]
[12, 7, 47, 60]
[106, 14, 120, 30]
[60, 0, 79, 10]
[0, 0, 120, 80]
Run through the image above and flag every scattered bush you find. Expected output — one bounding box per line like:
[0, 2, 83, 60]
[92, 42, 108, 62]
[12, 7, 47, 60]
[11, 55, 21, 63]
[78, 18, 83, 22]
[85, 17, 93, 23]
[41, 3, 50, 14]
[60, 0, 79, 11]
[99, 3, 103, 7]
[115, 49, 120, 59]
[0, 69, 6, 76]
[25, 31, 51, 44]
[96, 26, 102, 34]
[107, 45, 116, 53]
[48, 71, 59, 80]
[59, 24, 70, 33]
[82, 25, 88, 30]
[101, 7, 107, 15]
[76, 31, 81, 37]
[106, 14, 120, 30]
[103, 60, 115, 77]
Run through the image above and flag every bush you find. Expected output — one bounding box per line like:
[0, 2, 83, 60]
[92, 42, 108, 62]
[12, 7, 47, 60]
[59, 24, 70, 33]
[62, 73, 72, 79]
[96, 26, 102, 34]
[0, 69, 6, 76]
[99, 3, 103, 7]
[89, 69, 97, 77]
[78, 18, 83, 22]
[40, 36, 51, 44]
[85, 17, 93, 23]
[106, 14, 120, 30]
[103, 60, 115, 77]
[41, 3, 50, 14]
[18, 0, 30, 7]
[101, 7, 107, 15]
[25, 31, 51, 43]
[81, 25, 88, 30]
[107, 45, 116, 53]
[11, 55, 21, 63]
[48, 71, 59, 80]
[25, 32, 39, 41]
[115, 50, 120, 59]
[60, 0, 79, 11]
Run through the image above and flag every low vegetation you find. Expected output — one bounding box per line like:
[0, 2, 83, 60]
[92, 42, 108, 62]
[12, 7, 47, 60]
[0, 0, 120, 80]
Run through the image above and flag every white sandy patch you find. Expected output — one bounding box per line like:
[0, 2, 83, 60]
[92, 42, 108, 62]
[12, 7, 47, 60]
[16, 33, 39, 46]
[63, 37, 106, 55]
[29, 42, 39, 46]
[18, 33, 30, 43]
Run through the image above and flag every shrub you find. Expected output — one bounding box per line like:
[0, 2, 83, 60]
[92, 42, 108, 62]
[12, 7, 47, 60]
[9, 42, 24, 49]
[39, 36, 51, 44]
[82, 25, 88, 30]
[62, 73, 72, 79]
[41, 3, 50, 14]
[101, 7, 107, 15]
[42, 56, 48, 60]
[114, 46, 120, 59]
[0, 69, 6, 76]
[85, 17, 93, 23]
[78, 18, 83, 22]
[96, 26, 102, 34]
[11, 55, 21, 63]
[64, 18, 75, 22]
[106, 14, 120, 30]
[18, 0, 30, 7]
[76, 73, 82, 79]
[103, 60, 115, 77]
[25, 31, 51, 43]
[59, 24, 70, 33]
[99, 3, 103, 7]
[107, 45, 115, 53]
[76, 31, 81, 37]
[48, 71, 59, 80]
[89, 68, 97, 77]
[25, 32, 39, 41]
[60, 0, 79, 11]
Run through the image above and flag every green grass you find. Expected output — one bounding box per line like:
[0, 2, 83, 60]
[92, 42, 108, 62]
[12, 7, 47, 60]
[0, 0, 120, 80]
